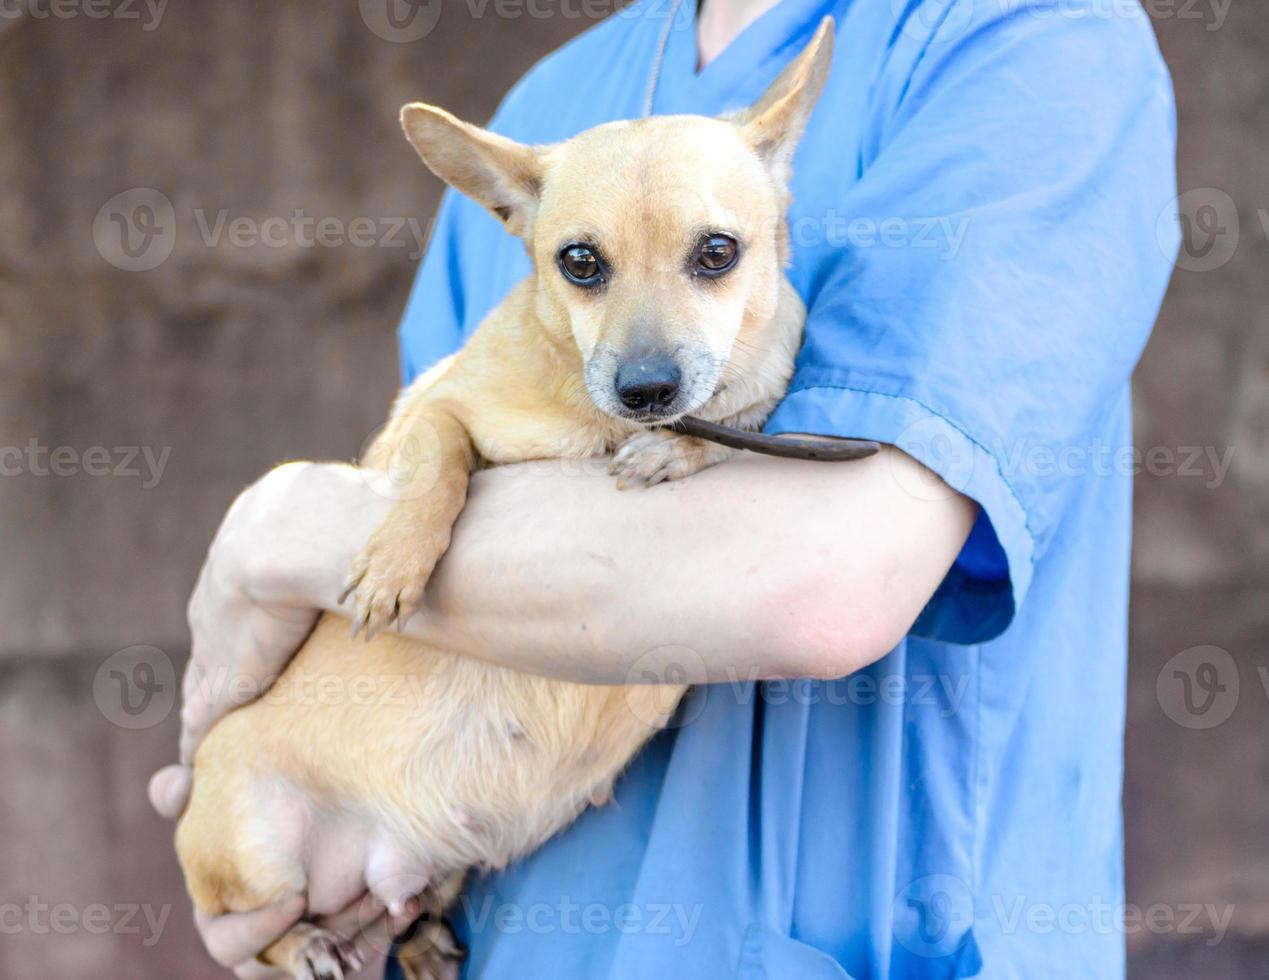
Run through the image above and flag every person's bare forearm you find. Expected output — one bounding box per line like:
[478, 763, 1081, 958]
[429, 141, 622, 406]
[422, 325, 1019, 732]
[153, 448, 973, 824]
[306, 447, 975, 685]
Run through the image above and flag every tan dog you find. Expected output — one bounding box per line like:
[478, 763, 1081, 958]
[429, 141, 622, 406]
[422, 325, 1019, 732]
[176, 20, 833, 980]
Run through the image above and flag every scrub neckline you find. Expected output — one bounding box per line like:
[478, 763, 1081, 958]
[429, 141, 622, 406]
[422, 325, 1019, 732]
[652, 0, 839, 115]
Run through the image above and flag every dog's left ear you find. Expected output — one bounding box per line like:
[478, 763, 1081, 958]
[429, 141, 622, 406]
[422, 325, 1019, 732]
[401, 103, 544, 238]
[735, 17, 834, 184]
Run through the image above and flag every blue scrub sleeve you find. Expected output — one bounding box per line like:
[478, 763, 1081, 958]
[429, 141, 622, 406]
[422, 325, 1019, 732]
[766, 5, 1178, 643]
[397, 190, 469, 384]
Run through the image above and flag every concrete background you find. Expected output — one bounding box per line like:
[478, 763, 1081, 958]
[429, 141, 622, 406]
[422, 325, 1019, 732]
[0, 1, 1264, 977]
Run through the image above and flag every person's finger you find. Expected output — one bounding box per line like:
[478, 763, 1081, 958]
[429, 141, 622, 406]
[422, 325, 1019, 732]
[195, 897, 306, 969]
[178, 638, 261, 766]
[147, 764, 193, 819]
[233, 961, 289, 980]
[178, 656, 220, 766]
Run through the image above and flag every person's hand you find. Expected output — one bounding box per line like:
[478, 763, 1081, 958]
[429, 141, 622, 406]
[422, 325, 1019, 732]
[194, 897, 305, 979]
[148, 460, 393, 818]
[145, 461, 398, 975]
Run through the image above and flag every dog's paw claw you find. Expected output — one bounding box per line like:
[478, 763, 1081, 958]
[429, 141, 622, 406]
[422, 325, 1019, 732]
[337, 571, 361, 606]
[293, 929, 361, 980]
[345, 529, 440, 640]
[610, 430, 727, 489]
[399, 919, 466, 980]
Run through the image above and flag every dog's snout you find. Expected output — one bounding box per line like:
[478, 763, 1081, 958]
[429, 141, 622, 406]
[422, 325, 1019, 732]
[615, 356, 681, 412]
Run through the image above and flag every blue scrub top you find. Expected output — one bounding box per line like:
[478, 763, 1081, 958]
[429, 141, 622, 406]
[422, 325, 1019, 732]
[391, 0, 1178, 976]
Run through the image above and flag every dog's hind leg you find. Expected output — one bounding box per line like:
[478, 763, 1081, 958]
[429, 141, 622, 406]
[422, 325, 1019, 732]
[178, 710, 359, 980]
[261, 923, 363, 980]
[395, 872, 468, 980]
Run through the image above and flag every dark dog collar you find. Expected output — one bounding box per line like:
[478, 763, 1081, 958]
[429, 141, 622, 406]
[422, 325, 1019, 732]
[668, 416, 880, 462]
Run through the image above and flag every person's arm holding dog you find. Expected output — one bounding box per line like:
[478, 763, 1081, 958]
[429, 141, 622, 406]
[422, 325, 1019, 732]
[387, 446, 974, 683]
[152, 449, 971, 978]
[164, 446, 972, 787]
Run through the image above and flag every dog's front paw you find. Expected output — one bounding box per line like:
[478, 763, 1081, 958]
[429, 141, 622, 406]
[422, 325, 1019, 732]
[609, 430, 734, 490]
[342, 514, 450, 640]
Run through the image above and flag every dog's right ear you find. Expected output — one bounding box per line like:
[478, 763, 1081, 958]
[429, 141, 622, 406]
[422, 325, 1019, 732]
[401, 103, 544, 238]
[735, 17, 834, 187]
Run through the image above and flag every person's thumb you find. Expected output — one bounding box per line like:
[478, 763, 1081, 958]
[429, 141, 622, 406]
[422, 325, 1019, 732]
[148, 763, 193, 819]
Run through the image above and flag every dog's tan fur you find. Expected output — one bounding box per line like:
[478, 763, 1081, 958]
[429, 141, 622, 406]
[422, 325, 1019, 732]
[176, 21, 833, 980]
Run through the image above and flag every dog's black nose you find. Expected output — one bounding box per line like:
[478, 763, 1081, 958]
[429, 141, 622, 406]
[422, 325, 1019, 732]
[615, 357, 681, 411]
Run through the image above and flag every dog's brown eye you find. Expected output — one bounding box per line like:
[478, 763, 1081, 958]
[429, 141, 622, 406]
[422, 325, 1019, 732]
[559, 244, 603, 286]
[696, 235, 739, 275]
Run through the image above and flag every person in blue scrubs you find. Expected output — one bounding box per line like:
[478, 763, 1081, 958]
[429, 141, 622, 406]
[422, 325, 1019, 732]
[383, 0, 1177, 977]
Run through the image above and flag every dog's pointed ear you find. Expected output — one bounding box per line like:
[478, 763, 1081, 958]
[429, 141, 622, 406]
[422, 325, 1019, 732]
[735, 17, 834, 184]
[401, 103, 544, 238]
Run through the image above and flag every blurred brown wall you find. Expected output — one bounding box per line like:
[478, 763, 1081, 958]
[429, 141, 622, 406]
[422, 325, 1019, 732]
[0, 1, 1264, 977]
